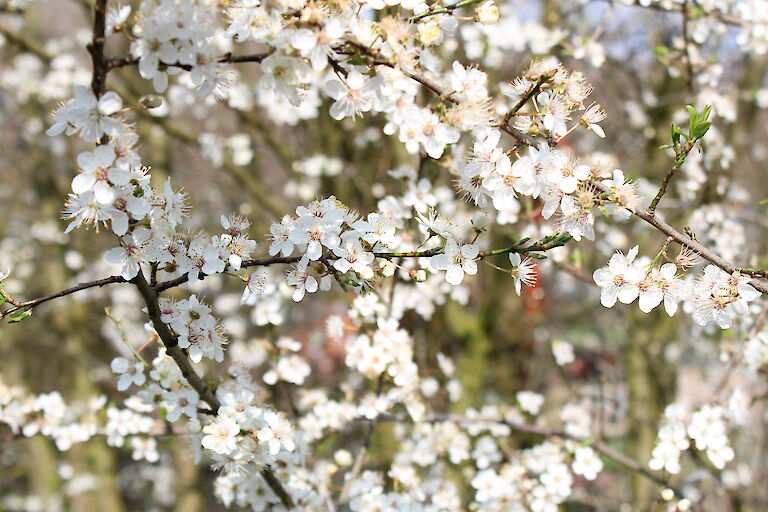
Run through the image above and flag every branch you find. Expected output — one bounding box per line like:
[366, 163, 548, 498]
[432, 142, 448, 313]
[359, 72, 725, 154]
[502, 73, 553, 126]
[131, 271, 293, 508]
[131, 271, 219, 406]
[712, 304, 768, 400]
[86, 0, 109, 97]
[155, 235, 571, 293]
[0, 275, 126, 320]
[106, 51, 272, 71]
[410, 0, 485, 22]
[647, 140, 697, 214]
[340, 40, 535, 147]
[622, 195, 768, 294]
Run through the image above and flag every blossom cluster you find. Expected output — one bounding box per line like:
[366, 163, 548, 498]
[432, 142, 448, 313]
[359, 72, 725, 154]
[649, 402, 737, 474]
[594, 246, 760, 329]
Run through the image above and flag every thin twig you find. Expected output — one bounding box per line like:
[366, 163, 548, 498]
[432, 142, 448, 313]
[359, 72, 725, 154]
[0, 275, 126, 320]
[712, 305, 768, 400]
[106, 51, 272, 71]
[339, 375, 385, 503]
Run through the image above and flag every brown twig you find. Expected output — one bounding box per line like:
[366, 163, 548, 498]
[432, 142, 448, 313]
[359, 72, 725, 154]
[1, 275, 126, 320]
[106, 51, 272, 71]
[339, 375, 385, 503]
[712, 304, 768, 400]
[86, 0, 109, 97]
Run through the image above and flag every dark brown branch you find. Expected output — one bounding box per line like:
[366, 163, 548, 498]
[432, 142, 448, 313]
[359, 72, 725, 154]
[106, 51, 272, 71]
[7, 235, 568, 320]
[131, 271, 294, 508]
[260, 467, 295, 508]
[503, 73, 553, 126]
[1, 275, 126, 320]
[87, 0, 109, 97]
[624, 198, 768, 294]
[131, 271, 218, 404]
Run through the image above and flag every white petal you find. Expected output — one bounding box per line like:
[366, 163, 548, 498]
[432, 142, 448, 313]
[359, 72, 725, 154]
[72, 173, 96, 194]
[445, 265, 464, 285]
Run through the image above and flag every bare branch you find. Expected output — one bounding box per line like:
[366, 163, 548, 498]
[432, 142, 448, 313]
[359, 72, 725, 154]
[1, 276, 126, 320]
[106, 51, 272, 71]
[86, 0, 109, 97]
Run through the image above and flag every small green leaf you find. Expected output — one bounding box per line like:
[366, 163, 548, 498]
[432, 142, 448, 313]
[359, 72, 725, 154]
[691, 121, 711, 140]
[686, 104, 699, 129]
[345, 56, 366, 66]
[529, 253, 548, 260]
[670, 123, 686, 145]
[8, 307, 32, 323]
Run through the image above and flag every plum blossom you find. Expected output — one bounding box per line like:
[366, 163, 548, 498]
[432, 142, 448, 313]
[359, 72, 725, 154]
[430, 237, 479, 285]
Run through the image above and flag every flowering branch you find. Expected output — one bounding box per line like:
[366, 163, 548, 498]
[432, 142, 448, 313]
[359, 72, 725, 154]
[623, 197, 768, 295]
[4, 233, 568, 321]
[378, 413, 687, 498]
[132, 270, 295, 508]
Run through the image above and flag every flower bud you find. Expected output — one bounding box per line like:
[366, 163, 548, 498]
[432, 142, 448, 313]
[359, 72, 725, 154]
[139, 94, 163, 109]
[415, 269, 427, 282]
[476, 1, 499, 25]
[379, 260, 396, 278]
[472, 211, 491, 232]
[334, 449, 353, 466]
